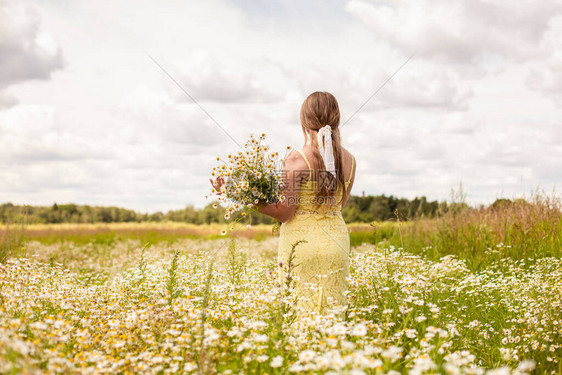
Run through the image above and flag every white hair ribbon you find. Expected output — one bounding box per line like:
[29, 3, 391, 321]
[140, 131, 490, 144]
[317, 125, 336, 179]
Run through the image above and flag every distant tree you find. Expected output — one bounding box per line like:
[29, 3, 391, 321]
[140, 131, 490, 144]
[0, 194, 449, 224]
[491, 198, 512, 210]
[148, 211, 164, 222]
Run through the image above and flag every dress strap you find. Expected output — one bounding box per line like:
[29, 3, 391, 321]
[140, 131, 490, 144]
[296, 149, 312, 172]
[346, 155, 355, 184]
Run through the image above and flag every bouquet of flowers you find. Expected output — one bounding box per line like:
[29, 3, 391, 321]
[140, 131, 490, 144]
[208, 133, 290, 220]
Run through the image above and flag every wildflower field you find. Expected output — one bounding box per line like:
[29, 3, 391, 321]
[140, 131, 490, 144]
[0, 196, 561, 374]
[0, 238, 560, 374]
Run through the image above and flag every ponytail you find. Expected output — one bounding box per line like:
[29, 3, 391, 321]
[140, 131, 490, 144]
[300, 92, 347, 208]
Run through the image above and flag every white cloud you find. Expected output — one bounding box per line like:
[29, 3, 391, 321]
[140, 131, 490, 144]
[369, 64, 474, 111]
[0, 90, 17, 108]
[0, 104, 111, 164]
[0, 0, 63, 91]
[167, 50, 297, 104]
[345, 0, 559, 65]
[525, 15, 562, 104]
[0, 0, 560, 212]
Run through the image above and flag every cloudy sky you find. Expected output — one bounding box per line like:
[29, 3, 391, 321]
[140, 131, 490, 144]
[1, 0, 561, 213]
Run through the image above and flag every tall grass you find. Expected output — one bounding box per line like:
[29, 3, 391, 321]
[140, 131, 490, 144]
[2, 222, 275, 246]
[355, 190, 562, 270]
[0, 206, 28, 262]
[0, 225, 24, 262]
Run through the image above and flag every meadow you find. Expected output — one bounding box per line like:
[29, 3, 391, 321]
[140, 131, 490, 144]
[0, 194, 561, 374]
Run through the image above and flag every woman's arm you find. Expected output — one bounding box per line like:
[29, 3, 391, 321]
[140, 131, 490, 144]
[257, 199, 295, 223]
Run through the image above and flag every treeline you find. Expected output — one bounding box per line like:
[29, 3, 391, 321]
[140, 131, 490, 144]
[0, 194, 455, 225]
[342, 195, 443, 222]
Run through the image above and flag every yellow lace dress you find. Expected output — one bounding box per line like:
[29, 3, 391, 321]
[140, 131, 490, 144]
[277, 149, 355, 320]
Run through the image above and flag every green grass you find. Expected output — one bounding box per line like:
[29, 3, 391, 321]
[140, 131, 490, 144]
[0, 222, 276, 252]
[18, 229, 212, 246]
[349, 222, 397, 248]
[2, 239, 559, 373]
[1, 193, 560, 373]
[4, 191, 561, 273]
[350, 192, 562, 271]
[0, 224, 25, 262]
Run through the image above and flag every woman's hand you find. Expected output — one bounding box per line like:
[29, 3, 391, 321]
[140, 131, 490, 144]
[209, 176, 225, 195]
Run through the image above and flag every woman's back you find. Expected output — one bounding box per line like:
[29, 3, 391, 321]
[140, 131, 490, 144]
[290, 145, 356, 216]
[277, 145, 355, 319]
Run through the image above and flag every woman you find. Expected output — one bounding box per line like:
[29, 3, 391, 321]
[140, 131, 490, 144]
[258, 91, 356, 319]
[210, 91, 356, 318]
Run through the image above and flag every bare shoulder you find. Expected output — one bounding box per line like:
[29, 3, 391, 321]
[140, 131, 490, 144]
[283, 149, 310, 186]
[283, 149, 307, 170]
[341, 146, 355, 163]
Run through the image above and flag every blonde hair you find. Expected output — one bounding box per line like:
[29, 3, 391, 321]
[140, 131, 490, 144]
[300, 91, 346, 207]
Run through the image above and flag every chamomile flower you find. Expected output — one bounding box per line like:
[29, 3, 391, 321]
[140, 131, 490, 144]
[209, 133, 287, 224]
